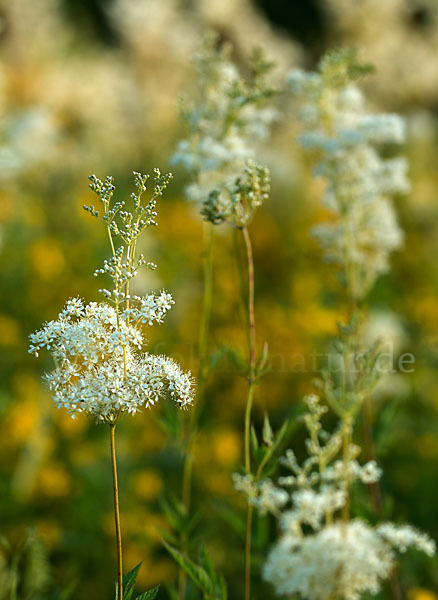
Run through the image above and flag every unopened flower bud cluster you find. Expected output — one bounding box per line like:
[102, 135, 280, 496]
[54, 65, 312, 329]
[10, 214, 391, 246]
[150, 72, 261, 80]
[201, 160, 271, 227]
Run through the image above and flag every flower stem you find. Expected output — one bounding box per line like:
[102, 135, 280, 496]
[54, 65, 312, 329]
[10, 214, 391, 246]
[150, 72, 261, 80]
[242, 225, 256, 600]
[362, 396, 383, 513]
[341, 417, 352, 523]
[179, 222, 214, 600]
[110, 423, 123, 600]
[242, 227, 256, 384]
[244, 502, 254, 600]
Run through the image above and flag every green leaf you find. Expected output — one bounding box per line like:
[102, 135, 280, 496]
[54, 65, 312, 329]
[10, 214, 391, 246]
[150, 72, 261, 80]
[136, 585, 160, 600]
[198, 545, 215, 582]
[258, 415, 296, 480]
[256, 341, 269, 375]
[162, 541, 214, 597]
[123, 562, 142, 600]
[250, 424, 259, 455]
[210, 500, 245, 537]
[262, 413, 273, 447]
[217, 575, 228, 600]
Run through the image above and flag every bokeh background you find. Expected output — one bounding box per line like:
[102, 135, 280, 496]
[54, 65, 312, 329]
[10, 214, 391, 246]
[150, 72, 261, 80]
[0, 0, 437, 598]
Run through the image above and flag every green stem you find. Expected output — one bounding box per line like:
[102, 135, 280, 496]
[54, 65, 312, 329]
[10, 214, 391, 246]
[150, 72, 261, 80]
[362, 396, 383, 513]
[244, 502, 254, 600]
[178, 223, 214, 600]
[341, 416, 352, 523]
[110, 423, 123, 600]
[242, 227, 256, 382]
[241, 226, 256, 600]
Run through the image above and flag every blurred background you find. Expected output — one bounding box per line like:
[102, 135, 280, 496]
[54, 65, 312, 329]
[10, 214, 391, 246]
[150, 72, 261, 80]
[0, 0, 437, 598]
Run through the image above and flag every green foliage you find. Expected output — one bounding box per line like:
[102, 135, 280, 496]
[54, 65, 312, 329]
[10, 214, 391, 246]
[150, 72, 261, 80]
[159, 496, 202, 545]
[318, 48, 375, 88]
[162, 542, 227, 600]
[250, 412, 296, 479]
[115, 563, 159, 600]
[316, 315, 384, 418]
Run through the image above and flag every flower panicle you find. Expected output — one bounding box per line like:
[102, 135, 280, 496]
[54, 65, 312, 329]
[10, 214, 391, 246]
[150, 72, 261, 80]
[288, 49, 408, 300]
[172, 33, 277, 222]
[234, 390, 435, 599]
[29, 171, 194, 422]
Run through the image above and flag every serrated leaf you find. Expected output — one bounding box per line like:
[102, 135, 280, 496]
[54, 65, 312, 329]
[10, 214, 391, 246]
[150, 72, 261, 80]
[123, 562, 142, 600]
[136, 585, 160, 600]
[162, 541, 214, 597]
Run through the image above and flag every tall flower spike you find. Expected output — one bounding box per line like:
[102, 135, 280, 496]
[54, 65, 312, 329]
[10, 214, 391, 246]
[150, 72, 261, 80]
[288, 49, 409, 300]
[172, 33, 277, 221]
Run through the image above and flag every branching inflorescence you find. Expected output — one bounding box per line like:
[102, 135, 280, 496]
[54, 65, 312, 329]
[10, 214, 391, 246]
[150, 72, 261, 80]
[172, 32, 276, 221]
[234, 49, 435, 600]
[29, 170, 194, 422]
[29, 170, 194, 599]
[234, 393, 435, 599]
[172, 34, 277, 600]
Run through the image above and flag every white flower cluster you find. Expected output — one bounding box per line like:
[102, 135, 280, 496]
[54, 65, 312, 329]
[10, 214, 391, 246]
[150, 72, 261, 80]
[264, 518, 436, 600]
[29, 297, 193, 420]
[234, 394, 435, 599]
[288, 50, 409, 299]
[121, 292, 174, 326]
[264, 520, 393, 600]
[172, 34, 276, 217]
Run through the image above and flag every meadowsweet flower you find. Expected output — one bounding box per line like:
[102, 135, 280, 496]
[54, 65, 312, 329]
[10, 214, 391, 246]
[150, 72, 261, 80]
[289, 49, 409, 299]
[377, 523, 436, 556]
[172, 33, 276, 221]
[30, 171, 194, 421]
[236, 393, 435, 599]
[30, 301, 193, 420]
[263, 520, 394, 600]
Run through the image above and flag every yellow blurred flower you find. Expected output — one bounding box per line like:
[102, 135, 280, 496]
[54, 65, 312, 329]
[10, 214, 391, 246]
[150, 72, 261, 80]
[132, 469, 164, 501]
[203, 471, 234, 497]
[36, 519, 61, 548]
[212, 429, 240, 467]
[0, 191, 14, 223]
[418, 433, 438, 459]
[38, 462, 72, 498]
[409, 589, 437, 600]
[0, 315, 20, 346]
[124, 544, 176, 588]
[55, 409, 87, 436]
[30, 237, 65, 280]
[3, 399, 38, 445]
